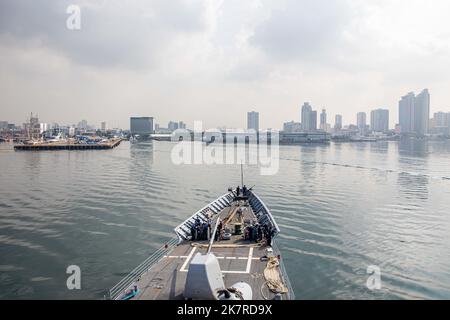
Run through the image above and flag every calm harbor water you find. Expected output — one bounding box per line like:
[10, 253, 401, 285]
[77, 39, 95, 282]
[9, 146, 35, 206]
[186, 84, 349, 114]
[1, 139, 450, 299]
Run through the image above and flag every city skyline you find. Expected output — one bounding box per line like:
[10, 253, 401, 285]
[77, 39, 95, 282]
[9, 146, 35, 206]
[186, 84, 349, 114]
[1, 81, 448, 135]
[2, 1, 450, 130]
[0, 87, 445, 134]
[1, 86, 448, 132]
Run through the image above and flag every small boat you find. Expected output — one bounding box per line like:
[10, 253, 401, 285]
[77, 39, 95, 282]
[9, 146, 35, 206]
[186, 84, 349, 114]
[108, 170, 294, 300]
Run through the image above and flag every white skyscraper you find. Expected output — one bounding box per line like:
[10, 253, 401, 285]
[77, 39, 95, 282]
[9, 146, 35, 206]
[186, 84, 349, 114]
[399, 92, 415, 134]
[301, 102, 312, 131]
[247, 111, 259, 131]
[414, 89, 430, 136]
[310, 110, 317, 131]
[370, 109, 389, 133]
[334, 114, 342, 130]
[320, 109, 327, 129]
[433, 112, 450, 127]
[399, 89, 430, 135]
[357, 112, 367, 135]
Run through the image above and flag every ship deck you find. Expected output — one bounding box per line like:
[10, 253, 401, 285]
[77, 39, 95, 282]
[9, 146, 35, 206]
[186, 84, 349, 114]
[129, 201, 290, 300]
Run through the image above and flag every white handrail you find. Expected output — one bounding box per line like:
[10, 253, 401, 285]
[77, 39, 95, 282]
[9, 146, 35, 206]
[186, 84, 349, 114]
[108, 237, 179, 300]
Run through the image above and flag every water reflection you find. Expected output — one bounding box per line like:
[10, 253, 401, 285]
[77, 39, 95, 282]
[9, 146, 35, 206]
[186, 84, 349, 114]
[395, 139, 430, 200]
[1, 139, 450, 299]
[128, 141, 156, 194]
[397, 172, 429, 201]
[23, 151, 43, 179]
[129, 141, 154, 165]
[298, 145, 318, 184]
[398, 138, 429, 157]
[370, 141, 389, 154]
[353, 141, 369, 152]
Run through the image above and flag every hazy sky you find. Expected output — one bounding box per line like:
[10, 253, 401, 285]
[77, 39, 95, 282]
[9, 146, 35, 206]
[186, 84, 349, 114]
[1, 0, 450, 129]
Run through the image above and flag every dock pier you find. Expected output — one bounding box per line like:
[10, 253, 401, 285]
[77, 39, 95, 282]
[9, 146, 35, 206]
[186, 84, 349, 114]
[14, 139, 122, 151]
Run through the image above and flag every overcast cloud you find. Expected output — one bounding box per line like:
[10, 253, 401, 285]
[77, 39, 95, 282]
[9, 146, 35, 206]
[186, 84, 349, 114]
[1, 0, 450, 129]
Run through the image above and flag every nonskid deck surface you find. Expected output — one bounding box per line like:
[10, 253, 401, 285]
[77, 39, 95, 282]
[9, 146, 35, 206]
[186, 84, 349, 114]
[130, 200, 288, 300]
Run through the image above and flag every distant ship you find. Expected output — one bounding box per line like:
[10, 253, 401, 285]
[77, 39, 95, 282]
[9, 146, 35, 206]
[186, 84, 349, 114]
[349, 136, 377, 142]
[108, 171, 294, 300]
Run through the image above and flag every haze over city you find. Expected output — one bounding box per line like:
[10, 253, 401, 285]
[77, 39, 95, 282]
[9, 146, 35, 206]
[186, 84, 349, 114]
[1, 0, 450, 129]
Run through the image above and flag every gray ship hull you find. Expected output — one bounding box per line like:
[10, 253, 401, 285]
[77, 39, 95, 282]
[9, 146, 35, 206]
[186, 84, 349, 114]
[108, 190, 295, 300]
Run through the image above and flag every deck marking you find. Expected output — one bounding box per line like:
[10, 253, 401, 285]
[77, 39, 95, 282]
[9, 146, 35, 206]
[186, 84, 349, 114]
[178, 247, 257, 273]
[215, 247, 256, 274]
[180, 247, 197, 272]
[222, 270, 249, 274]
[245, 247, 253, 273]
[218, 257, 259, 260]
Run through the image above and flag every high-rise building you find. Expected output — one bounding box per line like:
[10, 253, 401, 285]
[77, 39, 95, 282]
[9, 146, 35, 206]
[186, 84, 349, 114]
[398, 92, 415, 133]
[433, 112, 450, 127]
[130, 117, 154, 135]
[301, 103, 313, 131]
[101, 122, 107, 132]
[320, 109, 327, 128]
[414, 89, 430, 136]
[399, 89, 430, 135]
[320, 109, 329, 131]
[334, 114, 342, 130]
[430, 111, 450, 135]
[247, 111, 259, 131]
[179, 121, 186, 130]
[310, 110, 317, 131]
[357, 112, 366, 129]
[357, 112, 367, 135]
[78, 120, 88, 130]
[399, 92, 415, 134]
[370, 109, 389, 133]
[168, 121, 179, 131]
